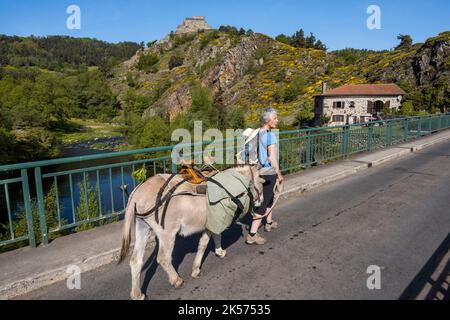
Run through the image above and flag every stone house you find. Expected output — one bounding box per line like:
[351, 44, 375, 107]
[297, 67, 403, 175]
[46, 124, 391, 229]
[314, 83, 406, 126]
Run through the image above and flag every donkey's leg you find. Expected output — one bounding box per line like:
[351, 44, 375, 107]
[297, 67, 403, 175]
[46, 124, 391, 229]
[211, 232, 227, 259]
[130, 218, 151, 300]
[158, 230, 183, 288]
[192, 231, 211, 278]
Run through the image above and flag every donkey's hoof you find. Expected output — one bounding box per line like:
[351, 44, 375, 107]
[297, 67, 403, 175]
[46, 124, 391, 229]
[215, 248, 227, 259]
[191, 269, 201, 279]
[131, 293, 146, 300]
[172, 276, 184, 289]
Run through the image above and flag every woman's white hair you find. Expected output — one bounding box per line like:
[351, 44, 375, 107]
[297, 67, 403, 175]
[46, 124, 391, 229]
[260, 107, 278, 126]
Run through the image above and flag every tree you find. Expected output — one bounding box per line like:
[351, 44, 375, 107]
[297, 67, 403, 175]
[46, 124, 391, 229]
[396, 34, 413, 50]
[137, 52, 159, 73]
[292, 29, 305, 48]
[305, 32, 316, 48]
[275, 34, 292, 46]
[294, 104, 315, 128]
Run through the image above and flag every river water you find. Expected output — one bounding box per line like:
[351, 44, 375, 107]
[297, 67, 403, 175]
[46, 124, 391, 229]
[1, 138, 140, 232]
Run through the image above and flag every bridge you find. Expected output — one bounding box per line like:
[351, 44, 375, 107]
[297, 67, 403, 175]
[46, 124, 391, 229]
[1, 114, 450, 299]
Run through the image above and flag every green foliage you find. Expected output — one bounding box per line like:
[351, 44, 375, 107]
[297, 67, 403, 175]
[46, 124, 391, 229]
[275, 29, 327, 50]
[197, 55, 223, 76]
[137, 116, 171, 148]
[0, 183, 68, 249]
[123, 89, 149, 114]
[294, 105, 315, 128]
[150, 79, 172, 104]
[223, 106, 247, 129]
[126, 72, 137, 87]
[185, 84, 217, 130]
[396, 34, 413, 50]
[200, 30, 220, 50]
[132, 167, 148, 184]
[172, 33, 196, 48]
[255, 48, 267, 61]
[168, 55, 184, 70]
[75, 175, 118, 232]
[147, 40, 157, 48]
[137, 52, 159, 73]
[284, 75, 307, 102]
[0, 35, 140, 71]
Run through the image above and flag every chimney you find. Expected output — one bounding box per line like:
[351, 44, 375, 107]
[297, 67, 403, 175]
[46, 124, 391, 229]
[322, 81, 327, 94]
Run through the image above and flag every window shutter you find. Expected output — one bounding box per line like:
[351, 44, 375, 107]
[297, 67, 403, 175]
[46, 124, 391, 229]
[385, 101, 391, 109]
[367, 101, 374, 114]
[342, 101, 345, 109]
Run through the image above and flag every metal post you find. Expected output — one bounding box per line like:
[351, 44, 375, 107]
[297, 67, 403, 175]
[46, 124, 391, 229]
[305, 130, 312, 168]
[341, 126, 349, 157]
[387, 121, 393, 146]
[368, 123, 373, 151]
[21, 169, 36, 248]
[417, 117, 422, 138]
[34, 167, 48, 246]
[403, 118, 409, 142]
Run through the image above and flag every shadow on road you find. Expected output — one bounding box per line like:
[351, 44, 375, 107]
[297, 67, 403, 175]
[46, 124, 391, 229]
[399, 233, 450, 300]
[140, 220, 247, 296]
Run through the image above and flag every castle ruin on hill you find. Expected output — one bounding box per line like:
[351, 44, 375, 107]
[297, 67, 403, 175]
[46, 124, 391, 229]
[175, 16, 212, 34]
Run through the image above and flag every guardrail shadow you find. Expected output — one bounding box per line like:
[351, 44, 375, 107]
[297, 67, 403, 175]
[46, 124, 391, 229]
[399, 233, 450, 300]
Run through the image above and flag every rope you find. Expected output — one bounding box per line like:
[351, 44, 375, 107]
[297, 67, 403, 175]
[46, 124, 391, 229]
[251, 180, 284, 221]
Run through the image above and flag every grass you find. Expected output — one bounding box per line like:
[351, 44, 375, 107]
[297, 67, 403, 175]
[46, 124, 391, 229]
[56, 118, 126, 145]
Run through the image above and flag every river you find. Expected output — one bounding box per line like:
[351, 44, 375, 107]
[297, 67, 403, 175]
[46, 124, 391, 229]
[1, 137, 138, 234]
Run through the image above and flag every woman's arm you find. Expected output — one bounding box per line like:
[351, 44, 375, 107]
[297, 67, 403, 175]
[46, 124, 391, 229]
[268, 144, 284, 182]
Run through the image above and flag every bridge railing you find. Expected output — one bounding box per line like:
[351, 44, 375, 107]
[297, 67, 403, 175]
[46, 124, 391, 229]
[0, 113, 449, 250]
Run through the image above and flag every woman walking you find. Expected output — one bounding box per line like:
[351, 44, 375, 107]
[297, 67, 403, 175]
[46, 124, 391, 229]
[246, 107, 284, 245]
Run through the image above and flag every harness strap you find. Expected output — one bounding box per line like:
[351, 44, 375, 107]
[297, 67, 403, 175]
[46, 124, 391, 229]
[193, 167, 253, 223]
[135, 175, 189, 219]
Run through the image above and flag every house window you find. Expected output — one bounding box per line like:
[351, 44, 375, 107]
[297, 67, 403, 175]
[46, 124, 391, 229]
[349, 101, 355, 108]
[333, 101, 345, 109]
[332, 115, 345, 123]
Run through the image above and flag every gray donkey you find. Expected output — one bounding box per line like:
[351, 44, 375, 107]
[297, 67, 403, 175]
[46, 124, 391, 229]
[119, 165, 264, 300]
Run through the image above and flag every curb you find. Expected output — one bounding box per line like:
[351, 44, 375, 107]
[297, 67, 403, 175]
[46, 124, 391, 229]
[2, 131, 450, 299]
[0, 248, 121, 300]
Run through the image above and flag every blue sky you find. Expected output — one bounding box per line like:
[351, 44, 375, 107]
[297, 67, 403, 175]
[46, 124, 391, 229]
[0, 0, 449, 50]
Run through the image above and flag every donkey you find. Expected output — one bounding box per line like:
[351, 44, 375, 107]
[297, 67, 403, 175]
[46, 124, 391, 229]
[118, 165, 264, 300]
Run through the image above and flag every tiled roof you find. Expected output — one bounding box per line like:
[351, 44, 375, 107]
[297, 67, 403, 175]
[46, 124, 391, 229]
[318, 84, 406, 97]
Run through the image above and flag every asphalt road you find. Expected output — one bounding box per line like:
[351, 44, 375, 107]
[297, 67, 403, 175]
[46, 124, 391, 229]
[17, 139, 450, 300]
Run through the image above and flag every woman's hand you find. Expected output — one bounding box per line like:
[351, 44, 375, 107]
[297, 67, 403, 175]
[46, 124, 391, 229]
[277, 171, 284, 183]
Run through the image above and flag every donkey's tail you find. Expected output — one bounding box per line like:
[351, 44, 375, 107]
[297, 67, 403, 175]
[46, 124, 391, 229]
[118, 200, 136, 264]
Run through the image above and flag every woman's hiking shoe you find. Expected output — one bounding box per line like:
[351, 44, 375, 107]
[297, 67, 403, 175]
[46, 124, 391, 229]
[245, 233, 267, 245]
[264, 221, 279, 232]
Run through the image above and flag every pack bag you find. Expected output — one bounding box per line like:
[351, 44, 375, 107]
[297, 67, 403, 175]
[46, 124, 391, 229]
[236, 128, 261, 165]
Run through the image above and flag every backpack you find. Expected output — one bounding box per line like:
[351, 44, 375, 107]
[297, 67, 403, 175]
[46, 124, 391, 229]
[236, 128, 261, 166]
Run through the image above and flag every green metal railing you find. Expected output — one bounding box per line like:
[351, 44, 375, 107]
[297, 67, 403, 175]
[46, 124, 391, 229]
[0, 113, 449, 250]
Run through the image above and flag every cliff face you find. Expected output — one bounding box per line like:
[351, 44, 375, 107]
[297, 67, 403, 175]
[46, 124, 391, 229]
[413, 34, 450, 86]
[109, 30, 449, 124]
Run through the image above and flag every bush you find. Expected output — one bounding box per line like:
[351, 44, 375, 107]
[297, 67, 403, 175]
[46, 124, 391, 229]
[168, 55, 184, 70]
[0, 183, 68, 250]
[75, 175, 118, 232]
[284, 75, 307, 102]
[200, 30, 220, 50]
[137, 52, 159, 73]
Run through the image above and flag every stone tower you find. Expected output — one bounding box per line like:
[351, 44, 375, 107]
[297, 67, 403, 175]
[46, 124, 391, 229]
[175, 16, 212, 34]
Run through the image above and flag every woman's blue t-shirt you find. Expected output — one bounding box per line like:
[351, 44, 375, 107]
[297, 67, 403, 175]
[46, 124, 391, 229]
[258, 130, 277, 168]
